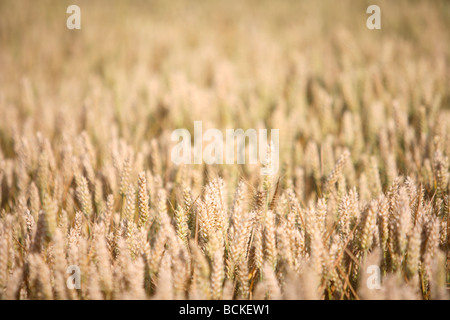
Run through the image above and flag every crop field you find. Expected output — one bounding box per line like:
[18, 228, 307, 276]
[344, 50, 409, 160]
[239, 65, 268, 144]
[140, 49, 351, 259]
[0, 0, 449, 300]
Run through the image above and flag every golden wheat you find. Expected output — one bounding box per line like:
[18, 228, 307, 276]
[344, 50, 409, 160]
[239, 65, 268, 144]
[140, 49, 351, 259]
[0, 0, 449, 300]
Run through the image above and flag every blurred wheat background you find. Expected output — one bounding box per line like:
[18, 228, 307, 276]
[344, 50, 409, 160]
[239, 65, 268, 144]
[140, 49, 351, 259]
[0, 0, 449, 300]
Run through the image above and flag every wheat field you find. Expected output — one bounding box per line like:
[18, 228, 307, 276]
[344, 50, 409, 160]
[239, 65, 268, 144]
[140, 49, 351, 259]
[0, 0, 449, 300]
